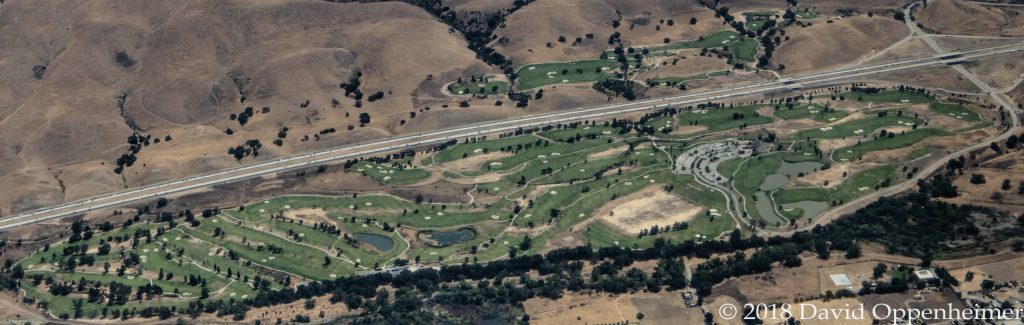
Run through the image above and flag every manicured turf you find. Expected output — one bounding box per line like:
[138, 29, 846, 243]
[675, 105, 775, 134]
[930, 102, 981, 121]
[832, 128, 951, 161]
[716, 157, 744, 178]
[447, 77, 510, 97]
[352, 160, 431, 185]
[847, 90, 981, 121]
[829, 164, 897, 203]
[730, 38, 760, 62]
[774, 187, 829, 204]
[795, 8, 817, 19]
[791, 111, 923, 140]
[649, 30, 743, 52]
[516, 60, 619, 89]
[773, 104, 849, 122]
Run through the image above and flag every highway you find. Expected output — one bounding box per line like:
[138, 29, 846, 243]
[1, 40, 1022, 231]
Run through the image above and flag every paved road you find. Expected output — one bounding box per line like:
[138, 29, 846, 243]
[2, 41, 1023, 231]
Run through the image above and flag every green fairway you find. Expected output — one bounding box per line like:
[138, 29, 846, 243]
[730, 38, 760, 62]
[352, 160, 431, 185]
[716, 157, 745, 178]
[829, 165, 897, 202]
[930, 102, 981, 121]
[675, 105, 775, 134]
[795, 8, 817, 19]
[774, 187, 828, 204]
[649, 31, 744, 52]
[447, 77, 510, 97]
[791, 111, 923, 140]
[848, 90, 981, 121]
[773, 104, 849, 122]
[516, 60, 619, 90]
[832, 128, 950, 161]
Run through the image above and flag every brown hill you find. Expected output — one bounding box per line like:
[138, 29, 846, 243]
[0, 0, 496, 214]
[772, 15, 908, 74]
[916, 0, 1024, 36]
[492, 0, 721, 65]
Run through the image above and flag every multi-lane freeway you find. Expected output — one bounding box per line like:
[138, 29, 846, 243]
[1, 40, 1022, 231]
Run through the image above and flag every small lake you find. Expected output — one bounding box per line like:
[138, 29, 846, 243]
[781, 200, 830, 219]
[754, 192, 787, 226]
[420, 228, 476, 247]
[778, 161, 824, 176]
[754, 160, 826, 225]
[354, 233, 394, 251]
[759, 161, 824, 191]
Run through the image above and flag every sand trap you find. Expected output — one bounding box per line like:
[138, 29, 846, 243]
[592, 185, 703, 234]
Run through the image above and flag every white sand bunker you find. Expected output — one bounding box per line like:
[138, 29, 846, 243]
[593, 185, 703, 234]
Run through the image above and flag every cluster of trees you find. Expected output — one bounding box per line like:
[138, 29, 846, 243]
[114, 133, 153, 174]
[227, 139, 263, 161]
[637, 222, 689, 238]
[592, 79, 639, 101]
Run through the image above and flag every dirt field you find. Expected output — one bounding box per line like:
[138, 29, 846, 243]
[524, 292, 639, 324]
[630, 292, 706, 325]
[591, 184, 703, 234]
[437, 151, 515, 172]
[282, 208, 333, 226]
[944, 151, 1024, 209]
[949, 255, 1024, 292]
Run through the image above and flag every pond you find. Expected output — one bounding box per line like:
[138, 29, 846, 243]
[354, 233, 395, 251]
[778, 161, 824, 176]
[753, 160, 826, 226]
[753, 192, 787, 226]
[420, 228, 477, 247]
[759, 161, 825, 191]
[781, 200, 830, 219]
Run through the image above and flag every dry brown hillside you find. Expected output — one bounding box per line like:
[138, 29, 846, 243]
[916, 0, 1024, 36]
[492, 0, 721, 65]
[773, 15, 908, 74]
[0, 0, 499, 214]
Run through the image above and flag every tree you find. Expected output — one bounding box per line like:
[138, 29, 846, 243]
[358, 113, 371, 124]
[873, 263, 888, 279]
[1002, 179, 1012, 191]
[1007, 134, 1019, 149]
[323, 256, 331, 266]
[845, 244, 862, 259]
[689, 17, 698, 25]
[970, 174, 986, 185]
